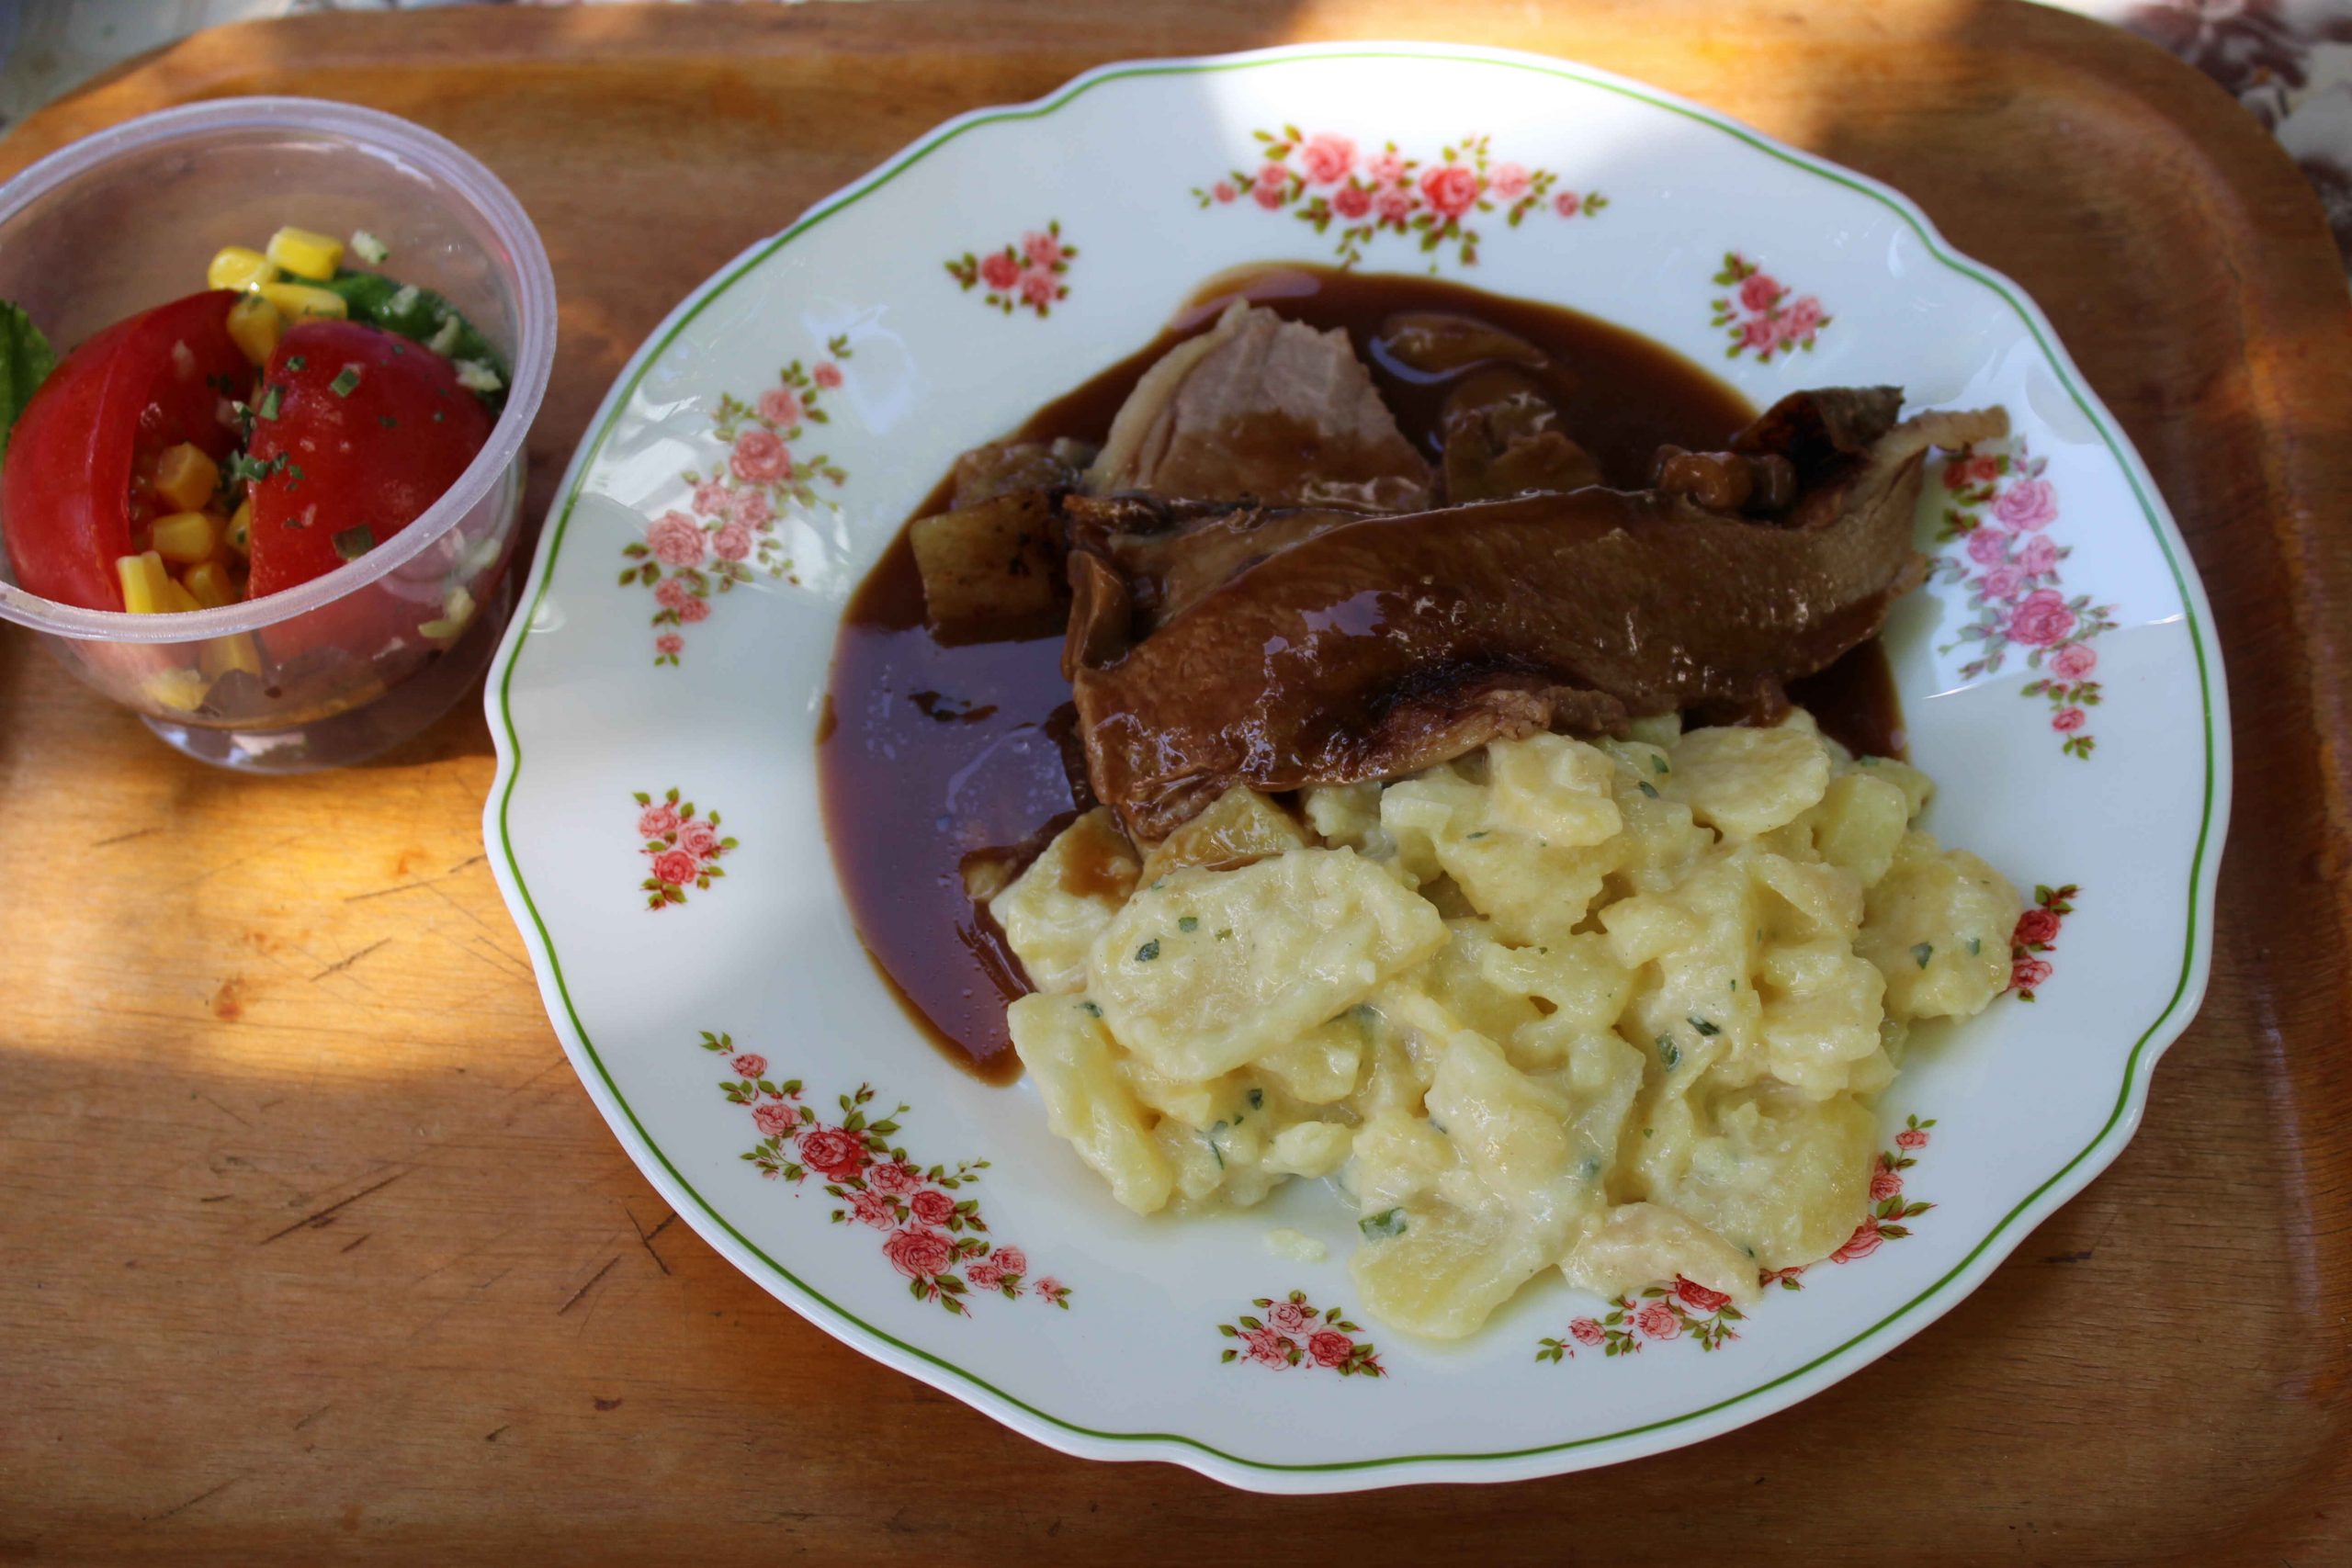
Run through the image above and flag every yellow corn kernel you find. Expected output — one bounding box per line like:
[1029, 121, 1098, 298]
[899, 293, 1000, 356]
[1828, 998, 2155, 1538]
[265, 225, 344, 281]
[257, 281, 346, 322]
[207, 245, 275, 292]
[151, 510, 220, 565]
[116, 551, 171, 615]
[153, 444, 220, 513]
[226, 498, 254, 558]
[200, 633, 262, 680]
[227, 294, 284, 366]
[184, 559, 237, 609]
[157, 578, 202, 615]
[142, 669, 209, 712]
[417, 584, 478, 641]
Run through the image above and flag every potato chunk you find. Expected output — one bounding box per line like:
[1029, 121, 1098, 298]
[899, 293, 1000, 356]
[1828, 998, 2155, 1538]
[1632, 1085, 1876, 1268]
[1009, 993, 1171, 1214]
[1663, 723, 1833, 839]
[910, 488, 1064, 640]
[1487, 732, 1623, 849]
[1088, 848, 1446, 1081]
[1560, 1201, 1761, 1303]
[1857, 831, 2020, 1020]
[1136, 785, 1308, 885]
[1254, 1016, 1366, 1104]
[1794, 772, 1913, 887]
[1349, 1203, 1558, 1340]
[991, 808, 1139, 994]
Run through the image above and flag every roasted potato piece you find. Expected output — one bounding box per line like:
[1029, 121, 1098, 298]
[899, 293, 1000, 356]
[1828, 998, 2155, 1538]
[910, 488, 1066, 642]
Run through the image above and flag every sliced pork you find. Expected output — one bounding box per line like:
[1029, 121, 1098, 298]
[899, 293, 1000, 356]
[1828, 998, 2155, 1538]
[1066, 389, 2005, 839]
[1086, 301, 1432, 510]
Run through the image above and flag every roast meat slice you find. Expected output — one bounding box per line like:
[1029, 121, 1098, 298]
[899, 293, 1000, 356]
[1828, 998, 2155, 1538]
[1059, 493, 1377, 637]
[1085, 301, 1433, 510]
[952, 437, 1098, 509]
[1068, 389, 2005, 840]
[1438, 367, 1601, 502]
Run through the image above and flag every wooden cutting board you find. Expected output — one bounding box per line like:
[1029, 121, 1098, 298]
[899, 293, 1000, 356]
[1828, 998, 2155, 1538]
[2, 4, 2345, 1562]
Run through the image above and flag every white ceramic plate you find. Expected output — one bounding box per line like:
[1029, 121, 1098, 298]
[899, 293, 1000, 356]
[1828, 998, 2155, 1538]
[482, 44, 2229, 1492]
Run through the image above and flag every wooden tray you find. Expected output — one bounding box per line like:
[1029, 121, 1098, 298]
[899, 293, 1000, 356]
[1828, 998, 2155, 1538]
[1, 3, 2344, 1560]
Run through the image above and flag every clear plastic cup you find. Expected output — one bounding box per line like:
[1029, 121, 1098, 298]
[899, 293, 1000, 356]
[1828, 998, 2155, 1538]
[0, 97, 556, 772]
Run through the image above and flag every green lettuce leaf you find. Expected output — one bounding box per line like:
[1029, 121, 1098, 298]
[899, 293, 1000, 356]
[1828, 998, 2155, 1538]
[0, 299, 56, 460]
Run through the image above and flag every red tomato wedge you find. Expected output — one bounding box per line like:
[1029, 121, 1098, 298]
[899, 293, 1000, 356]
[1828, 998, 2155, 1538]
[244, 320, 492, 600]
[1, 290, 243, 611]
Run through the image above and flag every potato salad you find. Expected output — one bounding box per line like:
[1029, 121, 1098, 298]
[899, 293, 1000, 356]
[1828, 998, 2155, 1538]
[999, 714, 2018, 1340]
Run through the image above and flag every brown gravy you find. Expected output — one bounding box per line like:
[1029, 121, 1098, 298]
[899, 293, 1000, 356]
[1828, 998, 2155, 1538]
[819, 265, 1903, 1081]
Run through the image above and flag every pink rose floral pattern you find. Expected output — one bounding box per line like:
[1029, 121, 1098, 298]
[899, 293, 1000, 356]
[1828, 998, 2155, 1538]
[621, 341, 854, 666]
[634, 787, 735, 909]
[1193, 128, 1606, 269]
[1538, 1275, 1748, 1359]
[1710, 252, 1830, 362]
[1930, 441, 2119, 759]
[945, 222, 1076, 318]
[2007, 883, 2076, 1002]
[1825, 1116, 1939, 1266]
[1216, 1289, 1385, 1377]
[1538, 1115, 1938, 1362]
[699, 1030, 1069, 1316]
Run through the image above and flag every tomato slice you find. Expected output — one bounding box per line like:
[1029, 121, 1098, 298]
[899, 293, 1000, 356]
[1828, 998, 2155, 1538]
[0, 290, 244, 611]
[244, 320, 492, 600]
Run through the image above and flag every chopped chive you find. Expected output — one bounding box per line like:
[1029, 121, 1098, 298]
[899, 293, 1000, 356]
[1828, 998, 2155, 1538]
[1215, 927, 1232, 941]
[1911, 942, 1934, 969]
[1965, 937, 1982, 955]
[1077, 1000, 1101, 1018]
[1247, 1089, 1263, 1110]
[1638, 781, 1660, 798]
[332, 525, 376, 561]
[256, 385, 282, 420]
[1651, 755, 1669, 773]
[1657, 1035, 1680, 1068]
[284, 355, 306, 372]
[1178, 916, 1198, 933]
[1360, 1209, 1407, 1239]
[1135, 939, 1160, 963]
[1688, 1016, 1720, 1037]
[329, 364, 363, 398]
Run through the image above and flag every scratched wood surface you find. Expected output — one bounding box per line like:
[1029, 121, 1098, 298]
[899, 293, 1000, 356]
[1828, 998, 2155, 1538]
[0, 4, 2346, 1562]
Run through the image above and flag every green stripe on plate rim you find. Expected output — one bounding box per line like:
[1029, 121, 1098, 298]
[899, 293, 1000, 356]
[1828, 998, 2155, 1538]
[491, 46, 2222, 1476]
